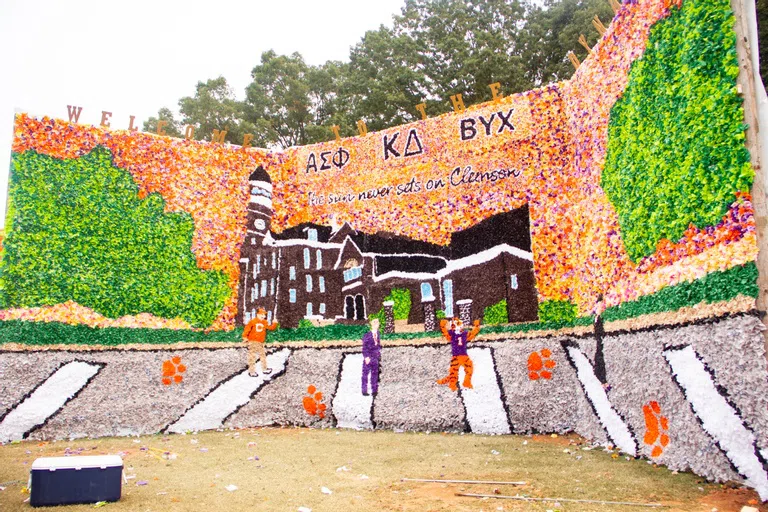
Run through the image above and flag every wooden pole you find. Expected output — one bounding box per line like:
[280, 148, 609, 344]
[731, 0, 768, 347]
[457, 493, 665, 508]
[402, 478, 526, 485]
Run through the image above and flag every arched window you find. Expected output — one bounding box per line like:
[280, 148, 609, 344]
[420, 282, 434, 301]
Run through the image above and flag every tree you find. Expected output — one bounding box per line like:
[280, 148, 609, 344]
[143, 107, 183, 138]
[243, 51, 342, 148]
[2, 147, 231, 327]
[342, 0, 534, 129]
[178, 77, 251, 144]
[601, 0, 752, 261]
[167, 0, 631, 146]
[520, 0, 616, 86]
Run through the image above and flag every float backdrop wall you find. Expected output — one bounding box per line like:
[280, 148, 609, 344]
[3, 0, 768, 500]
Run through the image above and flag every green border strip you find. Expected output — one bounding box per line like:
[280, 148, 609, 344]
[0, 263, 757, 346]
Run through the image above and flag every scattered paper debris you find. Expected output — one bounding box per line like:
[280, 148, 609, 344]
[199, 448, 208, 452]
[0, 486, 5, 491]
[190, 439, 198, 445]
[298, 507, 312, 512]
[225, 485, 238, 492]
[522, 441, 528, 445]
[360, 475, 369, 480]
[740, 507, 758, 512]
[132, 440, 140, 444]
[156, 492, 167, 495]
[137, 481, 148, 486]
[321, 487, 332, 495]
[491, 450, 500, 455]
[93, 501, 107, 507]
[337, 466, 350, 472]
[551, 434, 558, 438]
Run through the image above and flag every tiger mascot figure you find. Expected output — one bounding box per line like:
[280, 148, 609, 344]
[437, 317, 481, 391]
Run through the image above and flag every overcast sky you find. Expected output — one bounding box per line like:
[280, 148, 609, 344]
[0, 0, 406, 228]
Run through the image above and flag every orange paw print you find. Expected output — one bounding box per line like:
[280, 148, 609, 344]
[162, 356, 186, 385]
[302, 385, 327, 419]
[643, 401, 670, 457]
[528, 348, 556, 380]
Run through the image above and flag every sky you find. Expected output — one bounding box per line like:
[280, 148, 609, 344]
[0, 0, 407, 228]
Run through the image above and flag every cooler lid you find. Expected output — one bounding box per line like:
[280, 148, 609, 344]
[32, 455, 123, 470]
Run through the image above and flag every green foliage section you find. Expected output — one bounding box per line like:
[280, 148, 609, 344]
[538, 300, 578, 325]
[385, 288, 412, 321]
[1, 148, 230, 328]
[3, 263, 757, 345]
[0, 320, 242, 346]
[602, 262, 758, 322]
[297, 319, 315, 329]
[601, 0, 752, 262]
[270, 323, 370, 342]
[483, 299, 508, 325]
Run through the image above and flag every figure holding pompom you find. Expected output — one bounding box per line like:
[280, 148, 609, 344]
[437, 317, 481, 391]
[243, 308, 278, 376]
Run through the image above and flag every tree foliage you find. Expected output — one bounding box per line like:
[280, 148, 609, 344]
[142, 107, 183, 138]
[601, 0, 752, 261]
[179, 77, 253, 144]
[1, 148, 231, 327]
[155, 0, 621, 147]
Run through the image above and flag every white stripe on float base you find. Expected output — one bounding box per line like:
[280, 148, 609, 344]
[458, 348, 511, 435]
[0, 361, 102, 443]
[332, 353, 374, 430]
[566, 346, 637, 456]
[664, 346, 768, 501]
[166, 349, 290, 434]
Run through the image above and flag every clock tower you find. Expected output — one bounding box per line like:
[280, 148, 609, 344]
[237, 165, 279, 326]
[246, 165, 273, 243]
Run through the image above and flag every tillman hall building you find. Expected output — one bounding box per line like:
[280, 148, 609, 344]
[236, 166, 539, 329]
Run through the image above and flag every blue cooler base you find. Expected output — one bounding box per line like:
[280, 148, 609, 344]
[30, 466, 122, 507]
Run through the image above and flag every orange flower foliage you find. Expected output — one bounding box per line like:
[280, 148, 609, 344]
[161, 356, 187, 385]
[643, 401, 670, 457]
[12, 114, 272, 331]
[8, 0, 758, 329]
[528, 348, 556, 380]
[0, 300, 192, 329]
[302, 385, 327, 419]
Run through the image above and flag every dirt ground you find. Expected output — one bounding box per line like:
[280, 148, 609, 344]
[0, 428, 764, 512]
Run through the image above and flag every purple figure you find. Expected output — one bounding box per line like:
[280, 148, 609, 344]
[361, 317, 381, 396]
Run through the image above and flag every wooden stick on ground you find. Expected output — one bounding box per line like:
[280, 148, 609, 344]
[402, 478, 526, 485]
[457, 493, 665, 508]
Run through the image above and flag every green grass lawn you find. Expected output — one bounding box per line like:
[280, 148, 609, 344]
[0, 262, 757, 346]
[0, 428, 759, 511]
